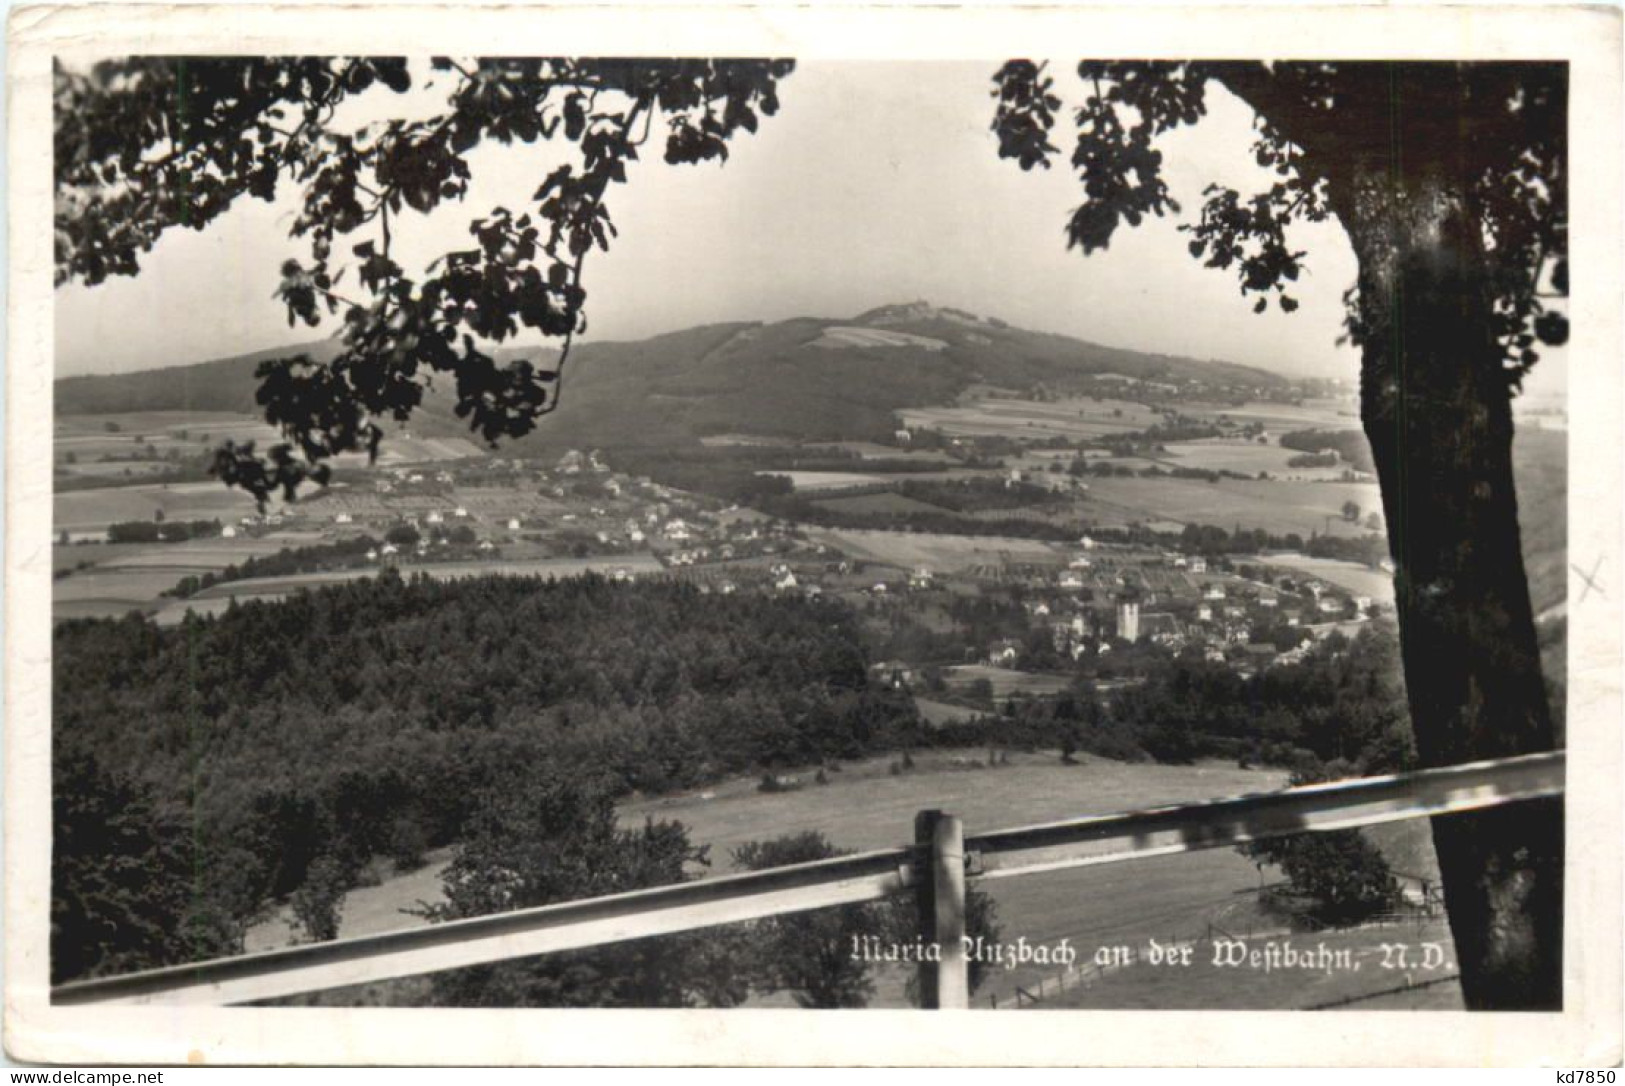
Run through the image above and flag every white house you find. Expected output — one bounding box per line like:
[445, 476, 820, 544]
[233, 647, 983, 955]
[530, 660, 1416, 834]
[1189, 557, 1208, 574]
[507, 518, 523, 531]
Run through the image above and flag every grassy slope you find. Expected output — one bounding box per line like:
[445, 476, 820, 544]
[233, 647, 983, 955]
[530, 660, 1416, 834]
[256, 751, 1449, 1010]
[254, 752, 1301, 1008]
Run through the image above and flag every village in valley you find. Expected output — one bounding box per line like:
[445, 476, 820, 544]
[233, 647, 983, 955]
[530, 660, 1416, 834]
[53, 337, 1417, 716]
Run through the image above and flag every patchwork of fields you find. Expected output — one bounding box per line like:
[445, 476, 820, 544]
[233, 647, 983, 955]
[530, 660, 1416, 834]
[1252, 554, 1397, 605]
[899, 396, 1162, 440]
[1157, 439, 1354, 481]
[55, 410, 484, 493]
[54, 480, 277, 533]
[799, 527, 1066, 572]
[1078, 475, 1384, 538]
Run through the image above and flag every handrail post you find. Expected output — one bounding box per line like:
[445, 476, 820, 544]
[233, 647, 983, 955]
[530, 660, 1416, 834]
[914, 808, 968, 1009]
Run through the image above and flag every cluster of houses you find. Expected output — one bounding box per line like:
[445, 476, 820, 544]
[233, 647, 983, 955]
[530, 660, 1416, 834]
[967, 545, 1379, 673]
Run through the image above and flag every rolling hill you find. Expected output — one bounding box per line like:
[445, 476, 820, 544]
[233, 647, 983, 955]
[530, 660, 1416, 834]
[55, 302, 1290, 450]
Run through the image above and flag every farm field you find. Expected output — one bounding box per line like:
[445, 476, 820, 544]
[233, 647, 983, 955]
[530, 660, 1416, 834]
[1078, 475, 1384, 539]
[800, 527, 1065, 572]
[63, 536, 293, 570]
[54, 480, 286, 533]
[811, 492, 954, 517]
[1253, 554, 1397, 605]
[823, 441, 956, 463]
[764, 471, 906, 491]
[898, 396, 1162, 441]
[53, 536, 300, 619]
[914, 697, 986, 726]
[52, 541, 166, 573]
[942, 665, 1074, 697]
[1157, 439, 1354, 481]
[1182, 398, 1362, 434]
[763, 468, 987, 492]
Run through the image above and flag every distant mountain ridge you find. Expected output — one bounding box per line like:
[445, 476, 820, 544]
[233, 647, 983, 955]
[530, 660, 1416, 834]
[55, 303, 1291, 449]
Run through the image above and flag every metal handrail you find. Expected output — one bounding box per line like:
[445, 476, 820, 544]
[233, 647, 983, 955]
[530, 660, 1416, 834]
[51, 749, 1564, 1007]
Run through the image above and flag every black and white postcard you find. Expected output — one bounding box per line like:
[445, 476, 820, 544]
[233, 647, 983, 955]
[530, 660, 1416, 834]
[5, 2, 1621, 1067]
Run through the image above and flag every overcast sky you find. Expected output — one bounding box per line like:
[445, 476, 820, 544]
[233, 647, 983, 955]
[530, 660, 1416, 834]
[51, 59, 1562, 396]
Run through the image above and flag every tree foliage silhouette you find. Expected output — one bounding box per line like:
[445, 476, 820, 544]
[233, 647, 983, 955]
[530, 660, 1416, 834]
[56, 56, 792, 501]
[993, 59, 1566, 1009]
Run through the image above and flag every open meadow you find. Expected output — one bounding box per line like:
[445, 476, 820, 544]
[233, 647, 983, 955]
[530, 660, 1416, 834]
[1157, 439, 1355, 481]
[800, 526, 1066, 572]
[1180, 398, 1362, 433]
[52, 536, 297, 619]
[243, 751, 1442, 1009]
[898, 396, 1162, 441]
[54, 480, 285, 534]
[1077, 475, 1384, 538]
[1252, 554, 1397, 605]
[942, 665, 1076, 697]
[762, 467, 987, 492]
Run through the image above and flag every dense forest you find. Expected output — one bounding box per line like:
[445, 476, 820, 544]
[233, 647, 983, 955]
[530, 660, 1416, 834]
[52, 572, 921, 984]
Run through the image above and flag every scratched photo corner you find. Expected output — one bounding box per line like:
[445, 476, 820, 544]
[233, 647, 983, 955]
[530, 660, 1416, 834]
[45, 54, 1572, 1020]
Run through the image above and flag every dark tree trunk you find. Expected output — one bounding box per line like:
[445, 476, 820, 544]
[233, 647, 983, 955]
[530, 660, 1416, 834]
[1348, 173, 1562, 1009]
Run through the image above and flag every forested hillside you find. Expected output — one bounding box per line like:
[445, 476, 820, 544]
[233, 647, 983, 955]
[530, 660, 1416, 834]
[55, 303, 1288, 448]
[52, 572, 919, 982]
